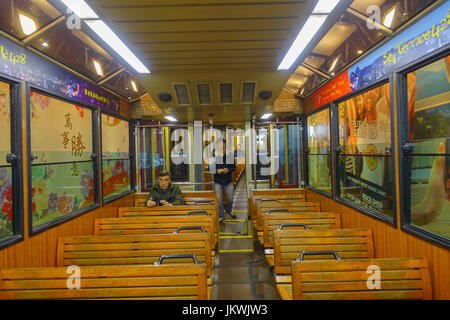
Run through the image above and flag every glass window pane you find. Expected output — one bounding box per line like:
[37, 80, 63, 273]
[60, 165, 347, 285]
[30, 91, 94, 229]
[0, 81, 13, 240]
[337, 83, 393, 217]
[102, 114, 131, 199]
[308, 154, 331, 193]
[30, 91, 93, 162]
[406, 55, 450, 241]
[31, 162, 95, 228]
[0, 167, 13, 240]
[0, 81, 11, 166]
[307, 109, 331, 193]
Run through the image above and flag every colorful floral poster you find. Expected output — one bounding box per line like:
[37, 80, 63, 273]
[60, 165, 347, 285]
[30, 91, 94, 228]
[0, 81, 12, 239]
[101, 114, 131, 199]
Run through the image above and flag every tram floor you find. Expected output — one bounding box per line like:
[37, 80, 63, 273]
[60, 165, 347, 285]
[211, 174, 280, 300]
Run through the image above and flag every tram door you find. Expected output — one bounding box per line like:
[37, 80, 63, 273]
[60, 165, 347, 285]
[169, 127, 189, 182]
[276, 124, 302, 188]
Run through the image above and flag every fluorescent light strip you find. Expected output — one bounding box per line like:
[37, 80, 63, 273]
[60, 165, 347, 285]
[313, 0, 341, 14]
[329, 57, 339, 72]
[165, 116, 177, 122]
[278, 15, 327, 70]
[93, 59, 103, 76]
[60, 0, 98, 19]
[85, 20, 150, 74]
[261, 113, 272, 120]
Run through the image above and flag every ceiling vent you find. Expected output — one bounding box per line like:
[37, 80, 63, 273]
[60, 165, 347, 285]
[197, 83, 212, 105]
[158, 93, 172, 102]
[219, 83, 233, 104]
[241, 82, 256, 104]
[173, 83, 191, 105]
[259, 90, 272, 100]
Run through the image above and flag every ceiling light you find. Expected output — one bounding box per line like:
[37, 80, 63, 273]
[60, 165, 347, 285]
[60, 0, 98, 19]
[131, 80, 138, 92]
[19, 13, 37, 35]
[165, 116, 177, 122]
[357, 50, 363, 54]
[85, 20, 151, 74]
[261, 113, 272, 120]
[42, 42, 49, 47]
[384, 7, 396, 28]
[300, 88, 305, 95]
[278, 15, 328, 70]
[329, 57, 339, 73]
[93, 59, 103, 76]
[313, 0, 341, 14]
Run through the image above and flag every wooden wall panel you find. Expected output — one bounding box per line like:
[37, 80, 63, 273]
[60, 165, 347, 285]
[0, 194, 134, 269]
[306, 189, 450, 300]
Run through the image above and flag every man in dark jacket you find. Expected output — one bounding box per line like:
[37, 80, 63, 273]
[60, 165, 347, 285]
[211, 144, 236, 223]
[146, 171, 185, 207]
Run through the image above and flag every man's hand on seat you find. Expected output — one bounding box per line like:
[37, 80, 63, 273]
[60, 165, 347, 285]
[160, 200, 173, 207]
[146, 198, 157, 207]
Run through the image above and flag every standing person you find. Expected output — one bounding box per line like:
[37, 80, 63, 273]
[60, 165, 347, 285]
[146, 171, 185, 207]
[212, 143, 236, 223]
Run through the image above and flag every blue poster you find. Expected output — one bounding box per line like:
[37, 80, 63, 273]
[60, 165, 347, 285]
[349, 1, 450, 91]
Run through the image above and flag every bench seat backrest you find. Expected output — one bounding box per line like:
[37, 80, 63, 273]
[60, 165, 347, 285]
[0, 264, 208, 300]
[94, 216, 215, 245]
[263, 213, 341, 248]
[57, 233, 212, 276]
[274, 228, 375, 274]
[256, 202, 320, 230]
[291, 258, 432, 300]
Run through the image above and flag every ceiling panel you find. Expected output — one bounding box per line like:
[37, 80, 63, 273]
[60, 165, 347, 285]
[88, 0, 315, 120]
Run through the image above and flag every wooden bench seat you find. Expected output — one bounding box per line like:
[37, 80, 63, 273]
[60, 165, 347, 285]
[283, 258, 432, 300]
[256, 202, 320, 231]
[57, 233, 213, 276]
[262, 212, 341, 248]
[250, 189, 306, 226]
[94, 216, 216, 246]
[0, 264, 208, 300]
[274, 228, 375, 276]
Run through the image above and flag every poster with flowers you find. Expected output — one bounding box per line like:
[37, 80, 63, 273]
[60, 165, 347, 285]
[101, 114, 131, 199]
[0, 81, 12, 240]
[30, 91, 94, 228]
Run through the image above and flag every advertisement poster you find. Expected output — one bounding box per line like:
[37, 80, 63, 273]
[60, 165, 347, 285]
[30, 91, 95, 228]
[338, 83, 393, 216]
[407, 55, 450, 238]
[0, 35, 120, 113]
[101, 114, 131, 199]
[0, 81, 12, 239]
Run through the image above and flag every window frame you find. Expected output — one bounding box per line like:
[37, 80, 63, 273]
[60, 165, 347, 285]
[331, 76, 397, 227]
[396, 47, 450, 248]
[304, 104, 333, 198]
[26, 84, 100, 236]
[0, 74, 24, 250]
[100, 110, 136, 205]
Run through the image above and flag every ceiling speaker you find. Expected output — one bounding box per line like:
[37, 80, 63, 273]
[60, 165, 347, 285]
[259, 90, 272, 100]
[158, 93, 172, 102]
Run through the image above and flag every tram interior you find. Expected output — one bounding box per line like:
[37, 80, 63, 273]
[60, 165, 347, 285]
[0, 0, 448, 301]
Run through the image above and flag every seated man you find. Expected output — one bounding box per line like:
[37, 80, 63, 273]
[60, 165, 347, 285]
[146, 171, 185, 207]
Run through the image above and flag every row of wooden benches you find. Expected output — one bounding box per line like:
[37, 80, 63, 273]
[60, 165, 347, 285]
[249, 189, 432, 300]
[1, 197, 221, 300]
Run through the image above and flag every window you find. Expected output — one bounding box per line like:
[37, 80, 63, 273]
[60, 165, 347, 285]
[336, 83, 394, 221]
[101, 113, 132, 201]
[0, 79, 23, 246]
[29, 90, 97, 232]
[402, 55, 450, 245]
[306, 108, 332, 195]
